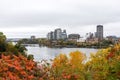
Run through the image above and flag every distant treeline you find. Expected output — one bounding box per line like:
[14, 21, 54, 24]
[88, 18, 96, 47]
[18, 38, 113, 48]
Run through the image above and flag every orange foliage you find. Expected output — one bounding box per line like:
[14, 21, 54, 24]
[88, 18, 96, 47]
[0, 53, 46, 79]
[1, 43, 120, 80]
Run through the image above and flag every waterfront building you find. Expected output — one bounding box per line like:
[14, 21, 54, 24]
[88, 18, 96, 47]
[54, 28, 62, 40]
[61, 30, 67, 40]
[94, 32, 97, 38]
[47, 28, 67, 40]
[51, 31, 55, 40]
[85, 32, 94, 42]
[47, 31, 55, 40]
[96, 25, 103, 41]
[47, 32, 51, 40]
[77, 37, 86, 42]
[68, 34, 80, 41]
[31, 36, 36, 40]
[85, 32, 94, 39]
[106, 36, 118, 43]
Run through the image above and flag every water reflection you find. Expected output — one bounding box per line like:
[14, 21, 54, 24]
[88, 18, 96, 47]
[26, 46, 98, 61]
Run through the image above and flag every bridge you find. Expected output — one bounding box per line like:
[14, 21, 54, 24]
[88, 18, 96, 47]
[6, 38, 24, 42]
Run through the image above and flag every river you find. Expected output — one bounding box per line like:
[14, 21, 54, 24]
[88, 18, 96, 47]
[25, 44, 98, 61]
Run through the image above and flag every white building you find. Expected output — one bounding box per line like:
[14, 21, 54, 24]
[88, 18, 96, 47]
[77, 37, 86, 42]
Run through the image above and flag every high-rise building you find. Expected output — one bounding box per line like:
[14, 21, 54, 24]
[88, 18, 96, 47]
[47, 28, 67, 40]
[54, 28, 62, 40]
[47, 32, 51, 40]
[85, 32, 94, 39]
[51, 31, 55, 40]
[47, 31, 55, 40]
[96, 25, 103, 41]
[61, 30, 67, 40]
[94, 32, 97, 38]
[31, 36, 36, 40]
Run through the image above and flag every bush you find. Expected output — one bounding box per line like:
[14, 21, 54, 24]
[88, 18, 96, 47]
[49, 44, 120, 80]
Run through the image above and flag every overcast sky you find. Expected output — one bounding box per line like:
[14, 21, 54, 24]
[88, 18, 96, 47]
[0, 0, 120, 38]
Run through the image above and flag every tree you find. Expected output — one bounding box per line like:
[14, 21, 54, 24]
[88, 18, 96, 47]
[0, 32, 7, 52]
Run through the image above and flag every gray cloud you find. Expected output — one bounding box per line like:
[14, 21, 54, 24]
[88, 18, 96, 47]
[0, 0, 120, 37]
[1, 11, 120, 27]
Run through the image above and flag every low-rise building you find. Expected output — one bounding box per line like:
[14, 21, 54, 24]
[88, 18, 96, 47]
[106, 36, 117, 40]
[68, 34, 80, 41]
[77, 37, 86, 43]
[106, 36, 118, 43]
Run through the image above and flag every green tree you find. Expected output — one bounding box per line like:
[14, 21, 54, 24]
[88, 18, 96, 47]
[0, 32, 7, 52]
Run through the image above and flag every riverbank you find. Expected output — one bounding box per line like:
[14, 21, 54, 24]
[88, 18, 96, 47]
[45, 44, 108, 49]
[21, 43, 108, 49]
[18, 38, 113, 49]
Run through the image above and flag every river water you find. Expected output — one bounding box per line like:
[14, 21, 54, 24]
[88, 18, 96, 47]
[26, 44, 98, 61]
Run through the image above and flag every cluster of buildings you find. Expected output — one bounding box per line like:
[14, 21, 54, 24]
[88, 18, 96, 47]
[106, 36, 120, 43]
[47, 25, 103, 42]
[47, 25, 120, 43]
[84, 25, 103, 43]
[85, 25, 120, 43]
[47, 28, 67, 40]
[47, 28, 80, 41]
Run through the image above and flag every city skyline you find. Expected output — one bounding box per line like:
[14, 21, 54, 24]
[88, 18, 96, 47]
[2, 25, 120, 38]
[0, 0, 120, 38]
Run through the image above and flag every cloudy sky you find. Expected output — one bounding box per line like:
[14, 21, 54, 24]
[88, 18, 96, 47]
[0, 0, 120, 38]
